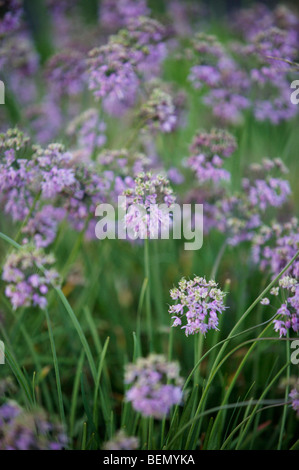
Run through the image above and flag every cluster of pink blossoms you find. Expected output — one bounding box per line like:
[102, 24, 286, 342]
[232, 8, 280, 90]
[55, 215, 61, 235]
[125, 355, 184, 419]
[169, 277, 228, 336]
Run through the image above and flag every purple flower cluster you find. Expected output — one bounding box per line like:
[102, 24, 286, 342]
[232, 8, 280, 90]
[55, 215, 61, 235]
[187, 4, 299, 125]
[98, 149, 149, 202]
[289, 381, 299, 417]
[67, 108, 107, 160]
[140, 88, 177, 133]
[252, 218, 299, 279]
[88, 42, 139, 116]
[125, 354, 183, 419]
[88, 16, 167, 116]
[24, 100, 63, 144]
[32, 143, 76, 199]
[99, 0, 150, 31]
[260, 276, 298, 337]
[243, 159, 291, 211]
[123, 172, 176, 240]
[44, 50, 87, 99]
[232, 4, 299, 124]
[102, 430, 139, 450]
[22, 205, 66, 249]
[169, 276, 227, 336]
[0, 132, 35, 222]
[186, 128, 237, 183]
[188, 34, 250, 124]
[2, 246, 59, 310]
[0, 129, 111, 247]
[0, 0, 23, 36]
[0, 401, 67, 450]
[215, 158, 291, 246]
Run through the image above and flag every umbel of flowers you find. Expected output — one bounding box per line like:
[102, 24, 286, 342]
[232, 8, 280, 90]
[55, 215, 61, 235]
[169, 276, 228, 336]
[260, 275, 299, 337]
[124, 354, 184, 419]
[186, 128, 237, 183]
[87, 16, 167, 116]
[102, 430, 139, 450]
[122, 172, 176, 240]
[289, 381, 299, 418]
[2, 245, 59, 310]
[0, 401, 67, 450]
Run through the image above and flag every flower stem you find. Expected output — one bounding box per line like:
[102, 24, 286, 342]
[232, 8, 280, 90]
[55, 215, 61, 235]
[144, 238, 153, 351]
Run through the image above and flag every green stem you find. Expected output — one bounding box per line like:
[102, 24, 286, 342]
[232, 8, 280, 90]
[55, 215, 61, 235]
[144, 238, 153, 351]
[44, 307, 65, 426]
[277, 329, 290, 450]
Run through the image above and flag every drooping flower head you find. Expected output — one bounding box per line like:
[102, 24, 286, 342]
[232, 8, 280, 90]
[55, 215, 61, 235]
[215, 158, 291, 246]
[0, 0, 23, 36]
[97, 149, 149, 202]
[260, 276, 299, 337]
[186, 128, 237, 183]
[99, 0, 150, 31]
[88, 16, 167, 116]
[2, 245, 59, 310]
[22, 206, 66, 249]
[252, 217, 299, 279]
[289, 381, 299, 418]
[0, 401, 67, 450]
[0, 129, 35, 222]
[140, 88, 177, 133]
[44, 49, 87, 98]
[31, 143, 76, 199]
[243, 158, 291, 211]
[67, 108, 107, 160]
[88, 41, 139, 116]
[188, 33, 250, 124]
[169, 276, 228, 336]
[102, 430, 139, 450]
[125, 354, 184, 419]
[122, 172, 176, 240]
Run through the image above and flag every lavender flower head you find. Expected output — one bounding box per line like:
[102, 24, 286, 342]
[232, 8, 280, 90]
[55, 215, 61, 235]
[2, 245, 60, 310]
[45, 50, 87, 98]
[122, 172, 176, 240]
[88, 16, 167, 115]
[216, 158, 291, 246]
[67, 108, 107, 160]
[97, 149, 149, 202]
[88, 41, 139, 116]
[289, 381, 299, 418]
[169, 276, 228, 336]
[102, 430, 139, 450]
[99, 0, 150, 31]
[0, 0, 23, 36]
[0, 130, 35, 222]
[140, 88, 177, 133]
[188, 33, 250, 124]
[22, 205, 66, 249]
[0, 401, 67, 450]
[243, 158, 291, 211]
[125, 354, 184, 419]
[186, 128, 237, 183]
[260, 276, 298, 337]
[32, 143, 76, 199]
[252, 217, 299, 279]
